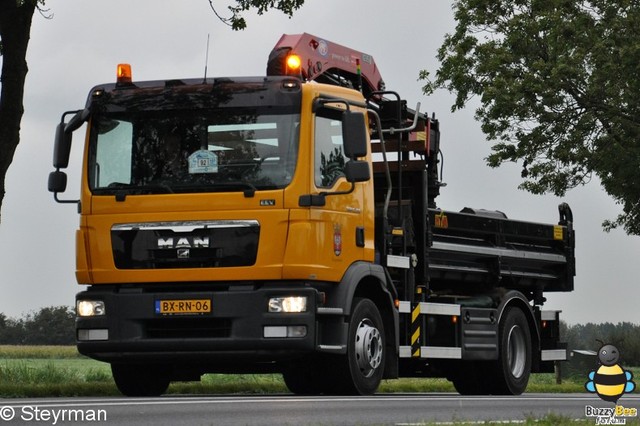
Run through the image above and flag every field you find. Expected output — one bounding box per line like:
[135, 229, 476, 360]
[0, 345, 619, 398]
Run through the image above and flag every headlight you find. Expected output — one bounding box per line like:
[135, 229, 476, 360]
[268, 296, 307, 313]
[76, 300, 106, 317]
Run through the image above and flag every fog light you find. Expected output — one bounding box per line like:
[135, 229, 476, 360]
[263, 325, 307, 338]
[268, 296, 307, 313]
[77, 329, 109, 341]
[77, 300, 106, 317]
[286, 325, 307, 338]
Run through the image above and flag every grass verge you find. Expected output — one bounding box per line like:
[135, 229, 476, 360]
[0, 346, 635, 398]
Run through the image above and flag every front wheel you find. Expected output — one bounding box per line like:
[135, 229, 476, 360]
[491, 307, 532, 395]
[282, 356, 330, 395]
[111, 363, 171, 397]
[331, 298, 385, 395]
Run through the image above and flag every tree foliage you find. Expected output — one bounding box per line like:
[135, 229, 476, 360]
[422, 0, 640, 235]
[208, 0, 305, 30]
[561, 321, 640, 367]
[0, 306, 75, 345]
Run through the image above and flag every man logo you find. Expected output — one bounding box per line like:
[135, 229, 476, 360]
[157, 237, 210, 249]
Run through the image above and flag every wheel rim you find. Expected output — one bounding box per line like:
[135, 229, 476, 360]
[507, 324, 526, 378]
[354, 318, 383, 377]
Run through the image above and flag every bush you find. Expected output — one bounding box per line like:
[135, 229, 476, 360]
[0, 306, 75, 345]
[561, 321, 640, 366]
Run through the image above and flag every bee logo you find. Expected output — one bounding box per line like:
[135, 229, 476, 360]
[585, 343, 636, 403]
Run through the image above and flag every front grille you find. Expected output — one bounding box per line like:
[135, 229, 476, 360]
[111, 220, 260, 269]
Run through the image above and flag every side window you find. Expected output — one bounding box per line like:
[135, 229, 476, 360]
[93, 120, 133, 188]
[314, 110, 347, 188]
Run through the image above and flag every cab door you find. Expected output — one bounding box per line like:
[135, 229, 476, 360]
[306, 105, 371, 282]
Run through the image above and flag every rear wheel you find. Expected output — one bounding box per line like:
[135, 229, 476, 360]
[331, 298, 385, 395]
[111, 363, 171, 397]
[491, 307, 532, 395]
[450, 361, 493, 395]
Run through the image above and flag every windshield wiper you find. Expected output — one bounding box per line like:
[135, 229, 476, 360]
[95, 180, 259, 199]
[94, 182, 174, 200]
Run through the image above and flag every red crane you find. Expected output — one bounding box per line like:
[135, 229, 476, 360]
[267, 33, 385, 97]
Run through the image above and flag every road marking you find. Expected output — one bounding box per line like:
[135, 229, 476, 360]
[4, 393, 638, 409]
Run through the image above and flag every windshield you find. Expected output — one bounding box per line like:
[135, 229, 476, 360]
[88, 82, 300, 195]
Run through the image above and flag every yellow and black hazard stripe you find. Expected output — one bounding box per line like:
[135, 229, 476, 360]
[411, 303, 421, 357]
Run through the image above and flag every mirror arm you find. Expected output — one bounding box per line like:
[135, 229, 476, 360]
[320, 182, 356, 199]
[53, 192, 80, 206]
[298, 182, 356, 207]
[64, 108, 90, 133]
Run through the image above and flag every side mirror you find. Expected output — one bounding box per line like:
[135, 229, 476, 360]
[49, 109, 86, 205]
[342, 110, 368, 159]
[53, 122, 72, 169]
[48, 170, 68, 193]
[345, 160, 370, 183]
[53, 109, 88, 169]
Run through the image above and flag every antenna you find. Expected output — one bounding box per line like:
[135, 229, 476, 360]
[203, 34, 211, 83]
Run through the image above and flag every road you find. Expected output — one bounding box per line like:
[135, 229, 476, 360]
[0, 394, 638, 425]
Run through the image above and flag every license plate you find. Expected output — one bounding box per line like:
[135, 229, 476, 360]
[155, 299, 211, 315]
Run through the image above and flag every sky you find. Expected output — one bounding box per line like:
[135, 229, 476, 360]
[0, 0, 638, 325]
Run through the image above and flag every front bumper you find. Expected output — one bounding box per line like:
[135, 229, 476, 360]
[76, 284, 339, 366]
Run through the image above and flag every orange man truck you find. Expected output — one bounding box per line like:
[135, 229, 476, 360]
[49, 33, 575, 396]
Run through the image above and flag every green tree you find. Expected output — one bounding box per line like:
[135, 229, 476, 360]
[0, 312, 24, 344]
[208, 0, 305, 30]
[422, 0, 640, 235]
[0, 307, 75, 345]
[562, 321, 640, 366]
[22, 306, 75, 345]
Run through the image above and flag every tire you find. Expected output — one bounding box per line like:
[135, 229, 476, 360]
[282, 356, 329, 395]
[491, 307, 532, 395]
[111, 363, 171, 397]
[331, 298, 385, 395]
